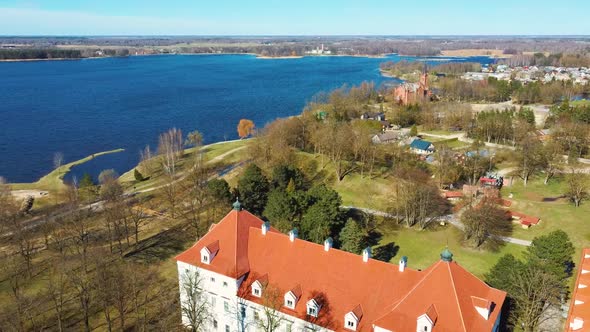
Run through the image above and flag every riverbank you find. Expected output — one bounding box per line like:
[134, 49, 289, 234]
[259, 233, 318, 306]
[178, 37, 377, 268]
[9, 148, 124, 192]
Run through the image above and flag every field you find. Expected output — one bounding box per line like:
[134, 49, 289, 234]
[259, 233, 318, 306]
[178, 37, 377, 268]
[375, 223, 525, 278]
[501, 176, 590, 255]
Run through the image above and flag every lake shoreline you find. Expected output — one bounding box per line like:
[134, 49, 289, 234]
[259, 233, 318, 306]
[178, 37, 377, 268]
[0, 51, 492, 63]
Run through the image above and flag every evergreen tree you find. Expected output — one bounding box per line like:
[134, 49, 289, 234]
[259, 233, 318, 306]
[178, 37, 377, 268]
[526, 230, 575, 280]
[207, 179, 232, 205]
[134, 169, 145, 182]
[263, 189, 298, 233]
[270, 165, 306, 191]
[79, 173, 95, 189]
[485, 253, 524, 292]
[339, 219, 365, 254]
[237, 164, 270, 215]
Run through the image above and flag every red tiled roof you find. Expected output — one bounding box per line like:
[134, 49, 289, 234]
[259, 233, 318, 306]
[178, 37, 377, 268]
[444, 191, 463, 199]
[508, 211, 540, 226]
[565, 249, 590, 331]
[351, 304, 364, 320]
[176, 209, 506, 332]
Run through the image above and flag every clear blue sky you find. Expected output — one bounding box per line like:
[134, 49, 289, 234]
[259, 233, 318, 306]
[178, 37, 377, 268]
[1, 0, 589, 35]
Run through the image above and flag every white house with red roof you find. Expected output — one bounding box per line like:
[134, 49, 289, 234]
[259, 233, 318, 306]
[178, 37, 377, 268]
[175, 200, 506, 332]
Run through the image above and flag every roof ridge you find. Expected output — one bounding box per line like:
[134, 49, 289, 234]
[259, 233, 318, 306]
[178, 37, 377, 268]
[447, 262, 467, 332]
[257, 229, 418, 272]
[374, 259, 443, 323]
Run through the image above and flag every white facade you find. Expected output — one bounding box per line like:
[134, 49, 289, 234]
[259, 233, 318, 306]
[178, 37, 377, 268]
[177, 261, 330, 332]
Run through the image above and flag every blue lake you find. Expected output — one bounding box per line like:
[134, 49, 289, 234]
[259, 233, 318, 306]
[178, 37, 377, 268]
[0, 54, 494, 183]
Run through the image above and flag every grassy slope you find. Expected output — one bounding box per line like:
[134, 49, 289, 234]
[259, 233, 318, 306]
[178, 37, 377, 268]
[501, 176, 590, 255]
[10, 149, 124, 191]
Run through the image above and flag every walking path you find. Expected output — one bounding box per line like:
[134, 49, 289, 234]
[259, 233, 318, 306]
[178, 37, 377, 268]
[342, 205, 532, 247]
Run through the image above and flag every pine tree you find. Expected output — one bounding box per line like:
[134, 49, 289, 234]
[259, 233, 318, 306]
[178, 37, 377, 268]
[339, 219, 365, 254]
[237, 164, 270, 215]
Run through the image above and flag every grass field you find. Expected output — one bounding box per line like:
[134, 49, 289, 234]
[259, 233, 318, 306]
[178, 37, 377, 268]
[374, 223, 525, 278]
[501, 176, 590, 256]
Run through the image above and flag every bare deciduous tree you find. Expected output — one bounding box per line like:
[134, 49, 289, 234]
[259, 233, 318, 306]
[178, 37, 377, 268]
[179, 270, 210, 332]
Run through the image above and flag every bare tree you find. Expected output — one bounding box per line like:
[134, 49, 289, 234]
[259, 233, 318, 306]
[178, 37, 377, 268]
[254, 283, 286, 332]
[461, 198, 513, 248]
[179, 270, 210, 332]
[511, 264, 563, 332]
[53, 152, 64, 171]
[565, 168, 589, 207]
[158, 128, 184, 177]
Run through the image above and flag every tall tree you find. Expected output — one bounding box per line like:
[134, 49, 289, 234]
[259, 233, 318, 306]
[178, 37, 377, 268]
[237, 164, 270, 215]
[564, 168, 589, 207]
[263, 189, 299, 233]
[339, 219, 365, 254]
[179, 270, 210, 332]
[461, 198, 512, 248]
[526, 230, 574, 280]
[158, 127, 184, 177]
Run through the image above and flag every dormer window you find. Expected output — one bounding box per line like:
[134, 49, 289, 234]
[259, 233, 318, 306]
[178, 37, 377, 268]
[417, 305, 437, 332]
[200, 240, 219, 265]
[344, 305, 362, 331]
[306, 299, 321, 318]
[251, 275, 267, 298]
[284, 285, 301, 310]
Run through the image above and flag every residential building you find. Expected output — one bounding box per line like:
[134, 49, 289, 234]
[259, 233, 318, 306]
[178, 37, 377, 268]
[175, 201, 506, 332]
[409, 139, 435, 155]
[565, 248, 590, 331]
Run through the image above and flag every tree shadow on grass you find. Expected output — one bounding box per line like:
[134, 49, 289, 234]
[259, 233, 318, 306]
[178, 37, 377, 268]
[372, 242, 399, 262]
[125, 225, 193, 263]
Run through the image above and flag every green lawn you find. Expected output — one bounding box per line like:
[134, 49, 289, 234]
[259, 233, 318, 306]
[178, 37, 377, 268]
[374, 223, 525, 278]
[501, 176, 590, 257]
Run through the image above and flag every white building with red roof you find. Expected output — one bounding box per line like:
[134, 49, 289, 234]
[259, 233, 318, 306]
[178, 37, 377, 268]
[175, 201, 506, 332]
[565, 248, 590, 331]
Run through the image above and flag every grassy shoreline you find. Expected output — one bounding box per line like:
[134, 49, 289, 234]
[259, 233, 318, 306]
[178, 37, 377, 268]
[9, 148, 124, 191]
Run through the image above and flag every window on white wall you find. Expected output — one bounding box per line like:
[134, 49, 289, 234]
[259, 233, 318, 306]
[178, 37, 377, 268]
[225, 324, 230, 332]
[223, 281, 228, 287]
[286, 299, 294, 308]
[224, 301, 229, 312]
[202, 255, 208, 263]
[210, 277, 215, 283]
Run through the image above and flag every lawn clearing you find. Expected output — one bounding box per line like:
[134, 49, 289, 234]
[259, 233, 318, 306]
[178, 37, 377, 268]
[375, 223, 525, 278]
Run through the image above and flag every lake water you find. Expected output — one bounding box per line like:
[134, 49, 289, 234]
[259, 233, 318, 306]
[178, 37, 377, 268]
[0, 54, 494, 183]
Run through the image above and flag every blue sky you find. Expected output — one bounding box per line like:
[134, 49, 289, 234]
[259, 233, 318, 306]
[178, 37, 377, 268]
[0, 0, 589, 35]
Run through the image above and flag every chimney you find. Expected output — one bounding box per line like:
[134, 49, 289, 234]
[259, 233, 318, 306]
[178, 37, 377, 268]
[261, 221, 270, 235]
[324, 237, 333, 251]
[399, 256, 408, 272]
[289, 229, 298, 242]
[362, 247, 372, 262]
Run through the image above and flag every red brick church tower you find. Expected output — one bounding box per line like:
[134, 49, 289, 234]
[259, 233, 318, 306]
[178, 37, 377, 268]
[392, 64, 432, 105]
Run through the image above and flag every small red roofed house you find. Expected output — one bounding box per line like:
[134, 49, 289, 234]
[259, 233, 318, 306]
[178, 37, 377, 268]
[565, 248, 590, 331]
[175, 201, 506, 332]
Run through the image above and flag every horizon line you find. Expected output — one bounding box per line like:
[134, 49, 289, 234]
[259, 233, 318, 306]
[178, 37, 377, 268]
[1, 34, 590, 38]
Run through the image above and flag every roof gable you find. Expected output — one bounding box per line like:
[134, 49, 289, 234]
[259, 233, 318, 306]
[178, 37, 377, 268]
[410, 139, 434, 150]
[175, 209, 278, 278]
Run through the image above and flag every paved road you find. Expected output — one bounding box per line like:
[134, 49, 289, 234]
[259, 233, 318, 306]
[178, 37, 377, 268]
[342, 205, 532, 247]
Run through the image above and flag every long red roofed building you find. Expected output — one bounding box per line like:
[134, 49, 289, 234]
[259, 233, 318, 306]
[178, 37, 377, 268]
[175, 201, 506, 332]
[565, 248, 590, 331]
